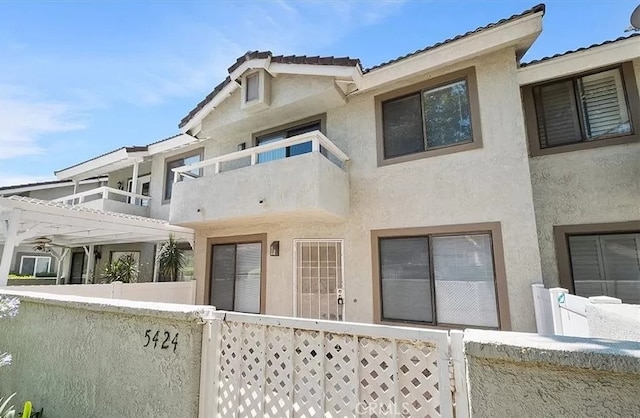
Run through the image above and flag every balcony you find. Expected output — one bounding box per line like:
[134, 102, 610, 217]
[169, 131, 349, 226]
[53, 186, 151, 217]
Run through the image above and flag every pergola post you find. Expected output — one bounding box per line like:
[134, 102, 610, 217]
[153, 242, 162, 282]
[54, 247, 70, 285]
[0, 209, 21, 286]
[84, 244, 95, 284]
[131, 160, 140, 205]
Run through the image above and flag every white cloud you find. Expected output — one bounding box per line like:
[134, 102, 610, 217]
[0, 95, 85, 160]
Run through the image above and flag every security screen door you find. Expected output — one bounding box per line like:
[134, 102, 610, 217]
[294, 240, 344, 321]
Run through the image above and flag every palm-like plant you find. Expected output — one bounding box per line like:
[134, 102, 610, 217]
[158, 235, 186, 282]
[102, 254, 139, 283]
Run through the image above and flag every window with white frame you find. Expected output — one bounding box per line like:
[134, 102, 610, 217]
[19, 255, 51, 276]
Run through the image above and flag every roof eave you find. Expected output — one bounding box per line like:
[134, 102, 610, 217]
[55, 148, 149, 181]
[179, 61, 361, 134]
[518, 35, 640, 85]
[356, 11, 543, 93]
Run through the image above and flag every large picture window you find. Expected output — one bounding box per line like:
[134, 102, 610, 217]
[373, 225, 507, 329]
[377, 68, 481, 164]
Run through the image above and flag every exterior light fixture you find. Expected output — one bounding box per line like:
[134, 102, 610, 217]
[270, 241, 280, 256]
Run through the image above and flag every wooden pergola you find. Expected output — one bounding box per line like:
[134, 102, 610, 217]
[0, 196, 194, 286]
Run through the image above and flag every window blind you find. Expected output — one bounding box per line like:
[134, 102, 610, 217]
[234, 243, 262, 314]
[380, 237, 432, 323]
[534, 80, 582, 147]
[578, 69, 631, 139]
[569, 233, 640, 304]
[432, 234, 498, 328]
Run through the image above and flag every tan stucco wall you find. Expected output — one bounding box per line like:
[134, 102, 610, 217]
[0, 290, 208, 418]
[464, 329, 640, 417]
[528, 59, 640, 288]
[189, 48, 543, 332]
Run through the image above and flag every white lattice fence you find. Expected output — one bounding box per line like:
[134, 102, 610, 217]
[202, 312, 454, 418]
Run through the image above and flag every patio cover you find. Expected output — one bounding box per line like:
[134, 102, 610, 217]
[0, 196, 194, 285]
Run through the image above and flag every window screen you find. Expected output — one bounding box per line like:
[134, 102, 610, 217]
[569, 233, 640, 304]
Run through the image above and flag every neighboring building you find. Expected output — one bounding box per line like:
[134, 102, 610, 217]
[3, 4, 639, 332]
[0, 178, 105, 279]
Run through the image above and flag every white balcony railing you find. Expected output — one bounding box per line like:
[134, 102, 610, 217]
[53, 186, 151, 207]
[172, 130, 349, 183]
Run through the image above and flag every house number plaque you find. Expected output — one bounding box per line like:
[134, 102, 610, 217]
[143, 329, 179, 353]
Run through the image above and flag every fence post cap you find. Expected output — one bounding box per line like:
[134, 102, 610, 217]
[588, 296, 622, 305]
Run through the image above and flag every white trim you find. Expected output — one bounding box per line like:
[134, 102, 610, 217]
[0, 177, 107, 196]
[518, 36, 640, 85]
[356, 12, 543, 93]
[147, 134, 201, 155]
[55, 148, 148, 181]
[19, 255, 52, 276]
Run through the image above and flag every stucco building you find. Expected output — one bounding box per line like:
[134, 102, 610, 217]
[2, 4, 639, 332]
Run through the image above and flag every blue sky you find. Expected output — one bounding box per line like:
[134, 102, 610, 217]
[0, 0, 637, 186]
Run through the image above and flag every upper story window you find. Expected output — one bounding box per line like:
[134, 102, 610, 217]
[376, 67, 482, 166]
[163, 149, 203, 202]
[241, 69, 271, 111]
[523, 63, 640, 156]
[245, 73, 259, 102]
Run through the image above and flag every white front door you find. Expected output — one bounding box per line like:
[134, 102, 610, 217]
[293, 239, 344, 321]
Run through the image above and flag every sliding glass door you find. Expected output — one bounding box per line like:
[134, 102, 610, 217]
[256, 121, 321, 163]
[210, 242, 262, 313]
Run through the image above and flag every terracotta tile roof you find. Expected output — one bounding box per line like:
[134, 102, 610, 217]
[179, 4, 545, 129]
[363, 3, 545, 73]
[520, 33, 640, 67]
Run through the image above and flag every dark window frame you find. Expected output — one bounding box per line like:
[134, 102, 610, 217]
[162, 147, 204, 204]
[205, 234, 267, 314]
[554, 222, 640, 295]
[523, 62, 640, 157]
[371, 222, 510, 330]
[375, 67, 483, 167]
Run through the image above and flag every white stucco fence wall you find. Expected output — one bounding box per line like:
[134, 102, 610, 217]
[464, 329, 640, 417]
[0, 281, 197, 304]
[0, 290, 212, 418]
[586, 303, 640, 342]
